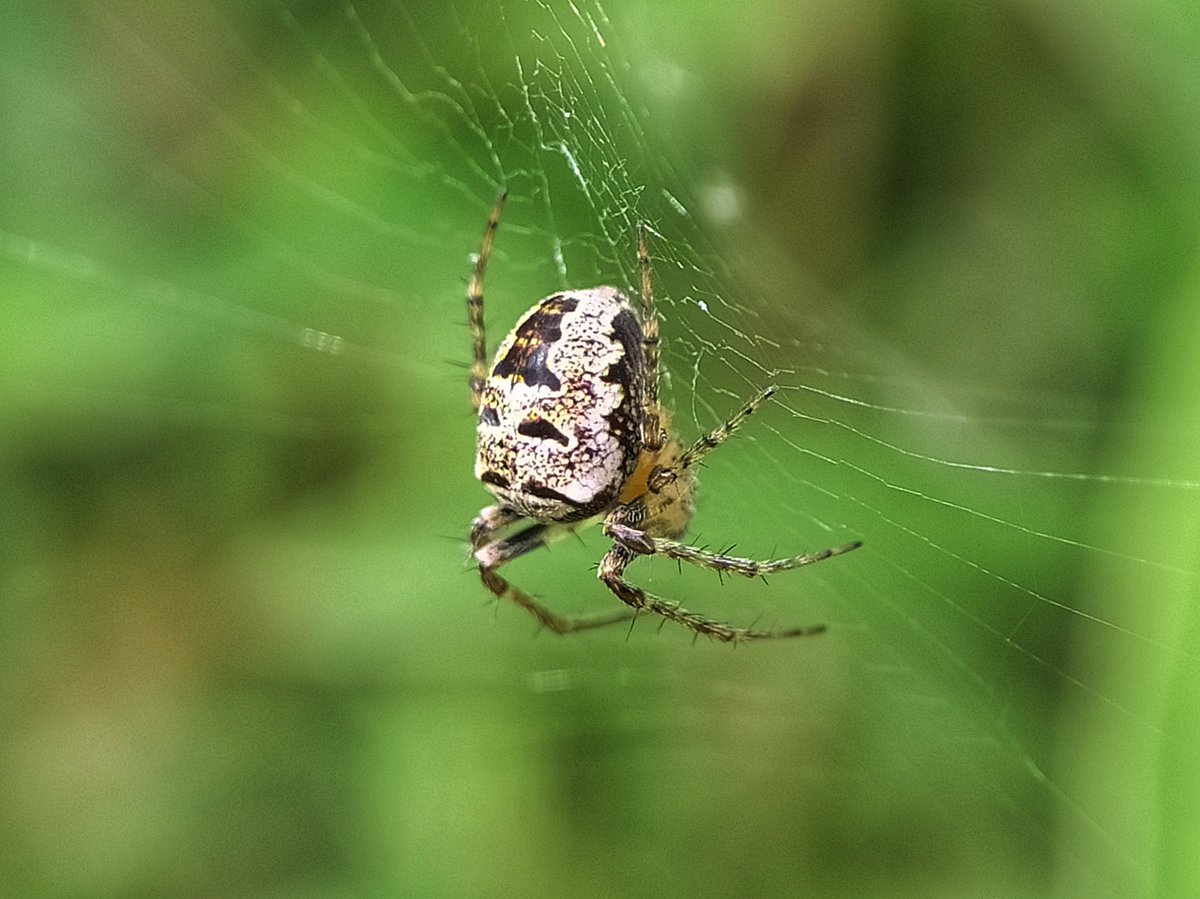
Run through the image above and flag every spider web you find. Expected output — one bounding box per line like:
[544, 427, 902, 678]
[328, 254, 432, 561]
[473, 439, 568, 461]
[3, 1, 1199, 897]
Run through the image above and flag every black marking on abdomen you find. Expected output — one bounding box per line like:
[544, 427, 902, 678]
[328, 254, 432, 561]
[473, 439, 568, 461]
[601, 307, 641, 388]
[491, 295, 579, 390]
[523, 481, 583, 506]
[502, 341, 559, 389]
[517, 417, 570, 445]
[479, 405, 500, 426]
[600, 305, 645, 464]
[480, 470, 510, 489]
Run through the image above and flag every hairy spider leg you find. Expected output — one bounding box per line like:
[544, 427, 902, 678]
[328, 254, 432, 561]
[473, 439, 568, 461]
[600, 381, 863, 641]
[597, 544, 825, 643]
[636, 223, 666, 452]
[468, 503, 524, 554]
[479, 566, 635, 635]
[471, 506, 634, 634]
[650, 386, 777, 492]
[605, 520, 863, 578]
[467, 190, 507, 412]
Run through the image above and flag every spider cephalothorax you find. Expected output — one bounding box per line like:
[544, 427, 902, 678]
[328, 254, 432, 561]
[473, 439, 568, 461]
[466, 191, 860, 642]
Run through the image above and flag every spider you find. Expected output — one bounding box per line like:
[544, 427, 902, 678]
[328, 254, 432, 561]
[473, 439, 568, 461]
[466, 191, 861, 642]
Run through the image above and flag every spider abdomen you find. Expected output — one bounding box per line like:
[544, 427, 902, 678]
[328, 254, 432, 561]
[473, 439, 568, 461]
[475, 288, 644, 523]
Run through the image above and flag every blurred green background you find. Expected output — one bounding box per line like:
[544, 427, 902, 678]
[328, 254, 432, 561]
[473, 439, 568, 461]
[3, 1, 1199, 897]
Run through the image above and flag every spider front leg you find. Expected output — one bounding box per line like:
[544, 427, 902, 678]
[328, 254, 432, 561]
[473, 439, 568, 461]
[469, 503, 523, 555]
[478, 565, 635, 635]
[471, 507, 634, 635]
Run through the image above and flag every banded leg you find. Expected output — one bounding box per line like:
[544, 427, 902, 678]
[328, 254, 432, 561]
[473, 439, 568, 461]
[472, 505, 634, 634]
[636, 223, 665, 451]
[478, 566, 634, 635]
[467, 190, 507, 411]
[598, 545, 825, 643]
[606, 520, 863, 578]
[649, 385, 777, 492]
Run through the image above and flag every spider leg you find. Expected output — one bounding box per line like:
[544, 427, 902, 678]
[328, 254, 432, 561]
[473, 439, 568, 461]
[469, 503, 523, 554]
[467, 190, 507, 412]
[598, 544, 825, 643]
[472, 510, 634, 634]
[636, 222, 665, 452]
[478, 565, 634, 635]
[649, 386, 777, 492]
[606, 520, 862, 578]
[474, 522, 551, 569]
